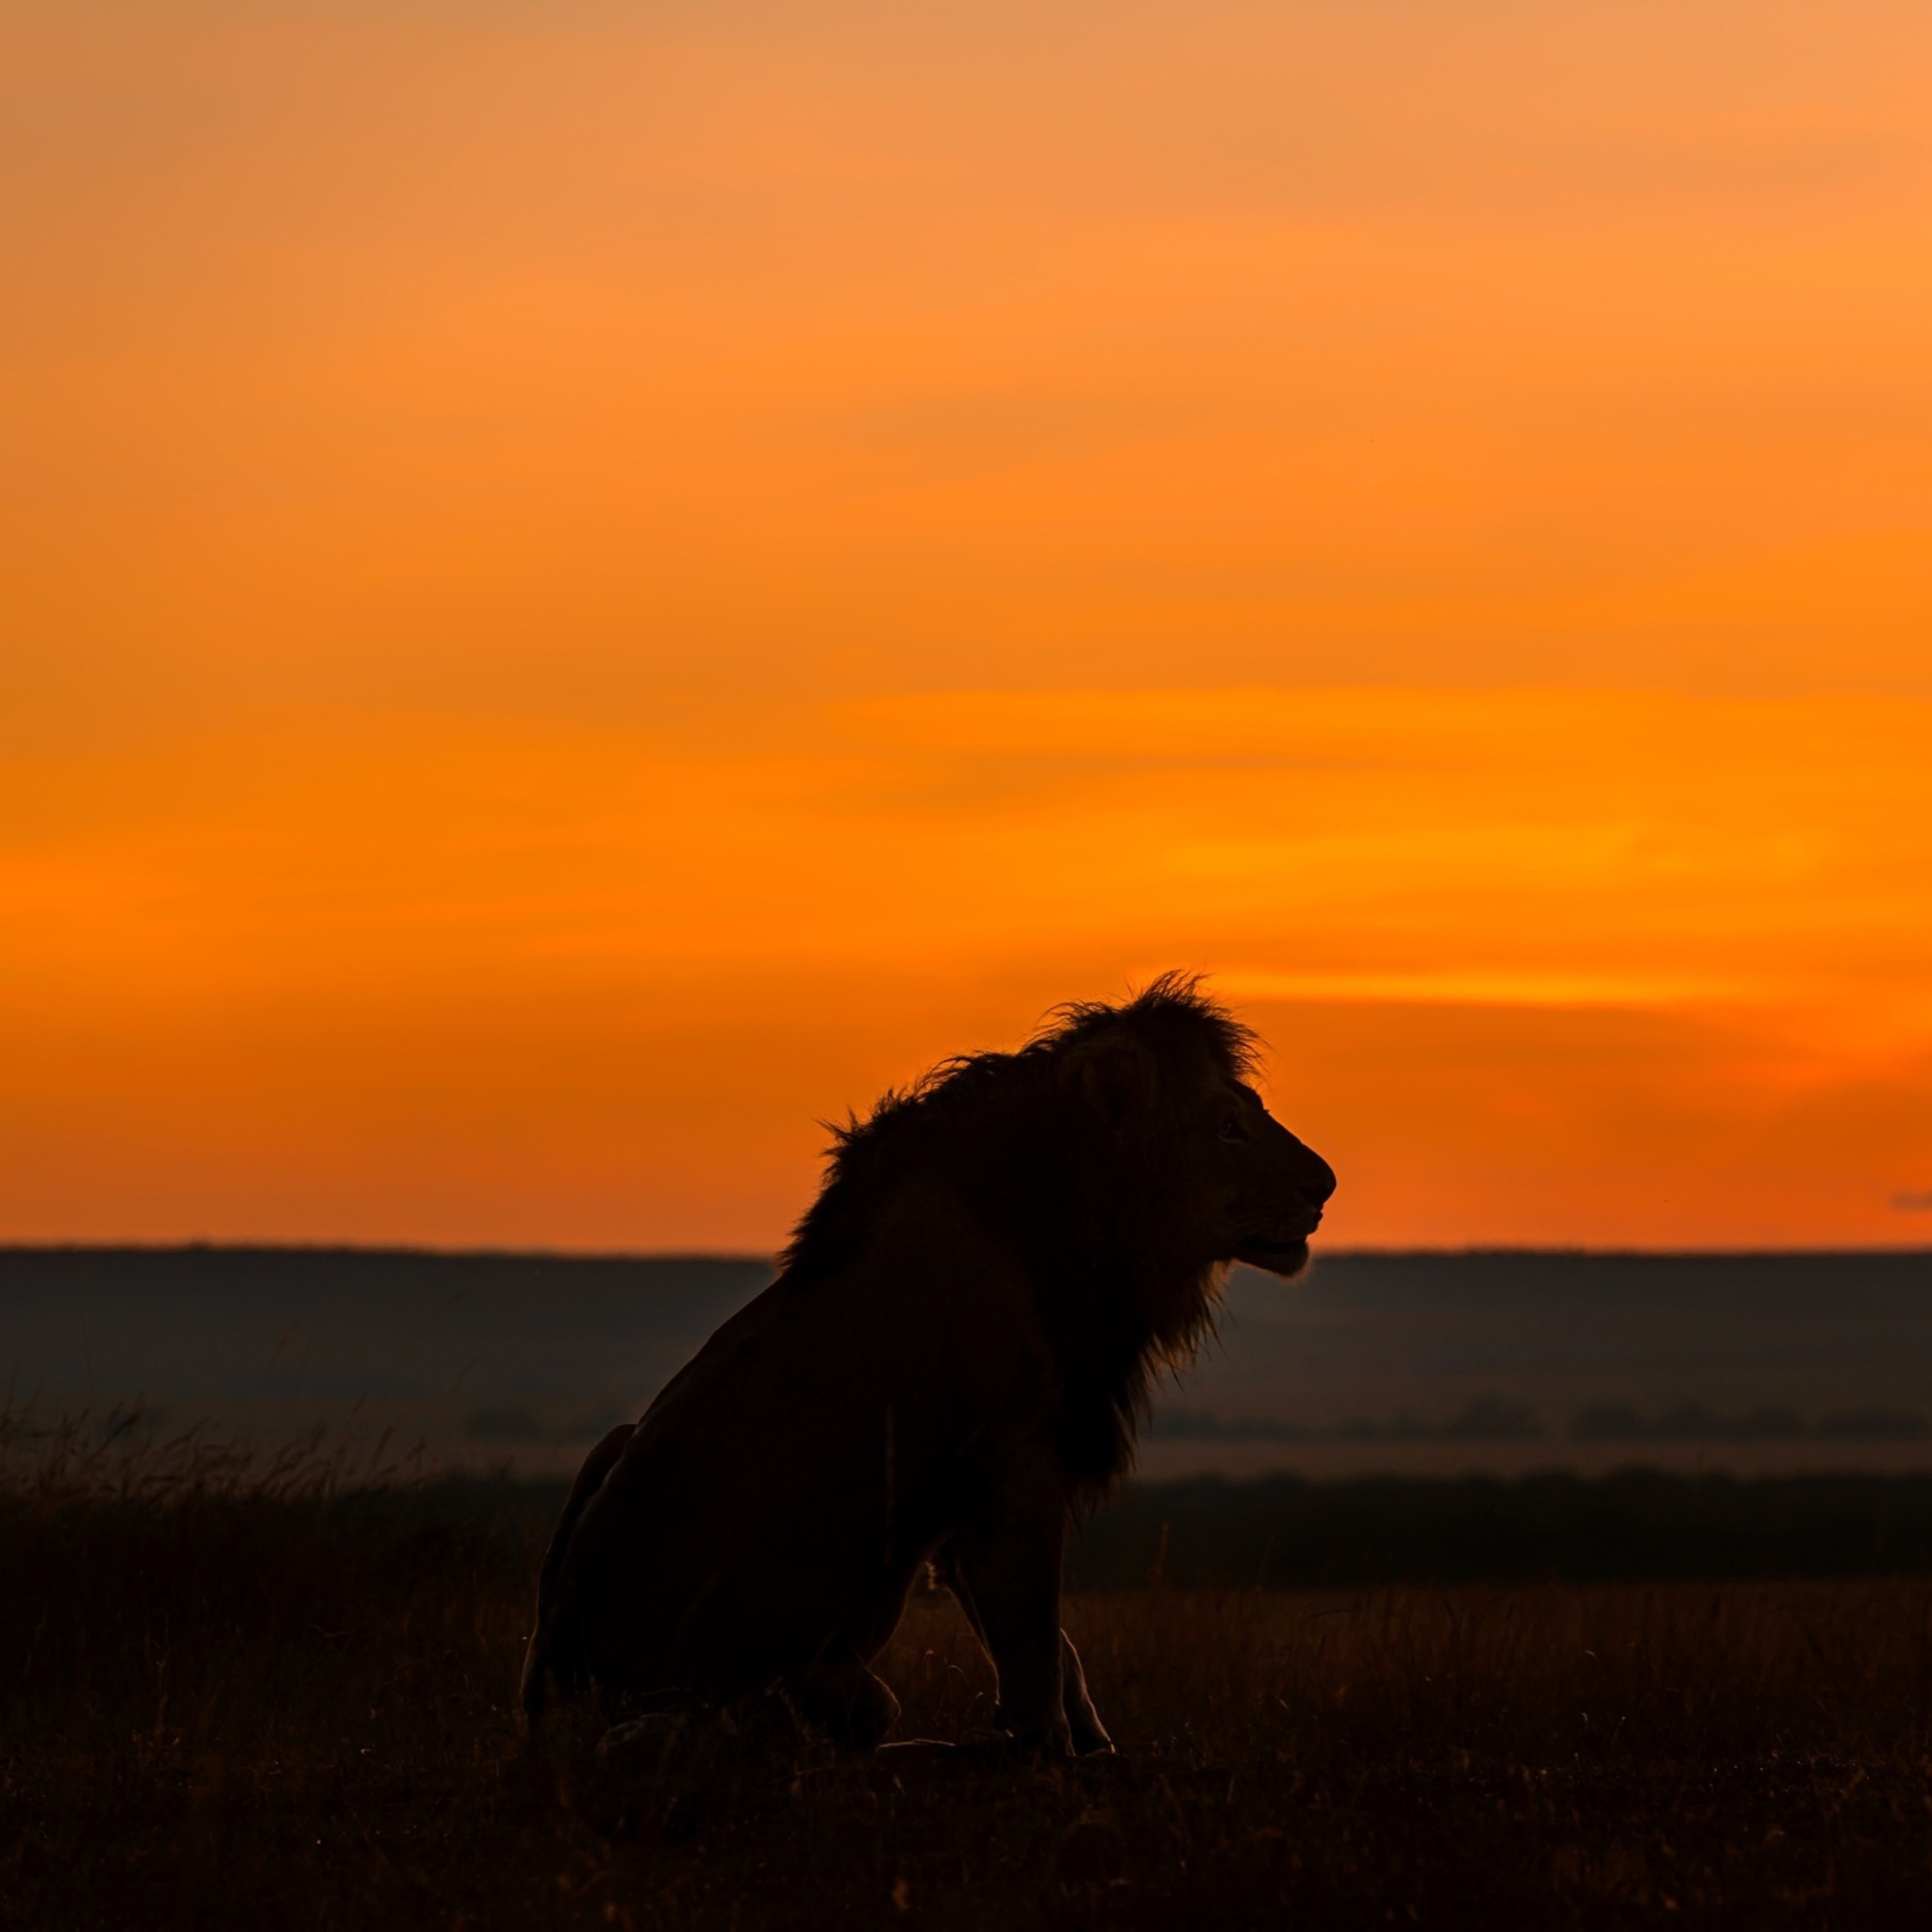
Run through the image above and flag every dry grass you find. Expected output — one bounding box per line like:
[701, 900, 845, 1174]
[3, 1427, 1930, 1928]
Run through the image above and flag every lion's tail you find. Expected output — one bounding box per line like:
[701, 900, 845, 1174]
[520, 1421, 636, 1738]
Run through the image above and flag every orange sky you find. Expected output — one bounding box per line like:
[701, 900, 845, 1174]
[5, 1, 1931, 1249]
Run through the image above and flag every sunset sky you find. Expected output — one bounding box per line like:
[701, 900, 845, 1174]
[5, 0, 1931, 1250]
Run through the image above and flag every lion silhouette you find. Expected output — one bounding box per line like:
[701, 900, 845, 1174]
[522, 974, 1335, 1765]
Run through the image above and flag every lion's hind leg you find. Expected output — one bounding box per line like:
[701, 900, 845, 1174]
[521, 1421, 637, 1727]
[561, 1692, 787, 1840]
[788, 1657, 902, 1750]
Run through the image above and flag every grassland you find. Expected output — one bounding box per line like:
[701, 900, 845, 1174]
[4, 1433, 1930, 1927]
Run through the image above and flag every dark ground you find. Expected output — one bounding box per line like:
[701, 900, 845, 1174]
[5, 1449, 1932, 1929]
[1067, 1469, 1932, 1588]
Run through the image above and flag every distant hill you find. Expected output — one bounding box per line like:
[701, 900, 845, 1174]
[0, 1245, 772, 1408]
[1180, 1248, 1932, 1447]
[6, 1245, 1931, 1475]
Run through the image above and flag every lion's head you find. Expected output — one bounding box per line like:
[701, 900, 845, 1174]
[1055, 983, 1335, 1282]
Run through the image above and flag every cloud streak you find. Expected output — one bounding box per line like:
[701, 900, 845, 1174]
[1215, 970, 1749, 1012]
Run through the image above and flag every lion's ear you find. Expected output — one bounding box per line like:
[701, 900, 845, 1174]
[1062, 1034, 1158, 1133]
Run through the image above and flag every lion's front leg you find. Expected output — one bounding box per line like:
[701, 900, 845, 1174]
[950, 1571, 1113, 1756]
[953, 1551, 1069, 1753]
[1058, 1628, 1112, 1756]
[946, 1459, 1078, 1754]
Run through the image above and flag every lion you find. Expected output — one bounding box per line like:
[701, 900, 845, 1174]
[521, 974, 1335, 1768]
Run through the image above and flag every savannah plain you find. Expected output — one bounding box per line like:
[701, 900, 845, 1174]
[6, 1424, 1931, 1930]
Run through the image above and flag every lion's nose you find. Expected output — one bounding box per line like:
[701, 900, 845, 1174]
[1299, 1150, 1338, 1208]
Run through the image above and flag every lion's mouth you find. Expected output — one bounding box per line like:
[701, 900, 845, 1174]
[1234, 1219, 1319, 1274]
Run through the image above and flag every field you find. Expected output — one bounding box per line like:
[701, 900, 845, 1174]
[5, 1441, 1932, 1928]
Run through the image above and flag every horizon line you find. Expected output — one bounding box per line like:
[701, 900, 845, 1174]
[5, 1241, 1930, 1264]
